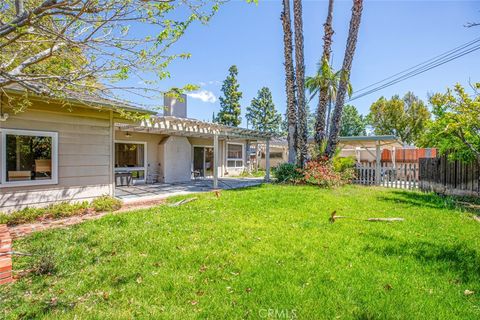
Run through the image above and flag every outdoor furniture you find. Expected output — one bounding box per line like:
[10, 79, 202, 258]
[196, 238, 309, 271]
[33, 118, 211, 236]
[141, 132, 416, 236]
[192, 170, 201, 180]
[115, 172, 133, 186]
[8, 171, 31, 181]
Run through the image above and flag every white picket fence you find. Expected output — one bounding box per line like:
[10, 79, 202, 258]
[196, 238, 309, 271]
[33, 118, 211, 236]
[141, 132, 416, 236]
[354, 162, 419, 189]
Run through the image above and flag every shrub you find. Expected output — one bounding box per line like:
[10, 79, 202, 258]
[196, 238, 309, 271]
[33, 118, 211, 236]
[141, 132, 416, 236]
[333, 156, 356, 172]
[302, 158, 350, 188]
[91, 195, 122, 212]
[273, 163, 303, 183]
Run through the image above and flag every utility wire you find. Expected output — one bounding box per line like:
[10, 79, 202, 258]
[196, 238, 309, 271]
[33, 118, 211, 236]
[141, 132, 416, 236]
[348, 37, 480, 101]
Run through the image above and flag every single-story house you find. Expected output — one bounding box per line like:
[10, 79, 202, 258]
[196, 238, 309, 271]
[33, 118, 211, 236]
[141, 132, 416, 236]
[0, 88, 271, 213]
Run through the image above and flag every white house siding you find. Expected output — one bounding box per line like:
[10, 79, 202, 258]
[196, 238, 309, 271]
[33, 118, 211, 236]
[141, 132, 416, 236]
[159, 136, 192, 183]
[0, 100, 114, 213]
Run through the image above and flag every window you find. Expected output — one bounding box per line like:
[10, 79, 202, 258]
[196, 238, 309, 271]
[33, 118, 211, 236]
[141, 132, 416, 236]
[227, 143, 243, 168]
[1, 129, 58, 187]
[261, 152, 283, 159]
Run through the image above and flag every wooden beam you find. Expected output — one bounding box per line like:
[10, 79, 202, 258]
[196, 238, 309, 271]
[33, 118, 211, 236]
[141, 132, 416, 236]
[265, 138, 271, 182]
[213, 134, 219, 189]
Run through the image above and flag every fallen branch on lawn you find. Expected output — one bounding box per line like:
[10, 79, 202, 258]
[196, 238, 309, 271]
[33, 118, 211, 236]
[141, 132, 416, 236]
[168, 197, 198, 207]
[329, 211, 404, 223]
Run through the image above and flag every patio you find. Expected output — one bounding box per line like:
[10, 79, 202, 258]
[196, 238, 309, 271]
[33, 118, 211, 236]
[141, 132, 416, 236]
[115, 177, 264, 202]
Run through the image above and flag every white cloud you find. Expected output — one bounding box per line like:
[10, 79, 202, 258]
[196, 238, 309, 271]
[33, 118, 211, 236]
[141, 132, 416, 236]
[187, 90, 217, 103]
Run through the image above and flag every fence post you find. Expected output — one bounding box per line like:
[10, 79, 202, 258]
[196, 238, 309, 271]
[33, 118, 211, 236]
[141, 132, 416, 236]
[375, 142, 381, 186]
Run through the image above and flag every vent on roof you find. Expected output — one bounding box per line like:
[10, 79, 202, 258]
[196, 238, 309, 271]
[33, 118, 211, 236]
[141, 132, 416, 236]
[164, 93, 187, 118]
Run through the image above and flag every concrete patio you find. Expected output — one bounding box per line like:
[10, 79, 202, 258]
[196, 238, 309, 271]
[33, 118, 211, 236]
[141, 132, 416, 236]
[115, 177, 264, 203]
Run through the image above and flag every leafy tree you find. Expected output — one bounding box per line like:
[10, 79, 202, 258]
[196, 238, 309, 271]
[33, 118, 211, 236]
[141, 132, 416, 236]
[0, 0, 255, 108]
[217, 65, 242, 127]
[246, 87, 282, 133]
[367, 92, 430, 145]
[325, 0, 364, 158]
[340, 105, 366, 136]
[419, 83, 480, 167]
[281, 0, 297, 163]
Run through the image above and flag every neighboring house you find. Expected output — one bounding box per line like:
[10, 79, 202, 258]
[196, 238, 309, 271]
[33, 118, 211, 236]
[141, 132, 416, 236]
[0, 88, 270, 213]
[254, 138, 288, 170]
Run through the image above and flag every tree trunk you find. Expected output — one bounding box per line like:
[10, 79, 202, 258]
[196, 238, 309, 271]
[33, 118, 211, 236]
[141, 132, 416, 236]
[314, 0, 335, 146]
[281, 0, 297, 164]
[325, 0, 363, 158]
[293, 0, 307, 167]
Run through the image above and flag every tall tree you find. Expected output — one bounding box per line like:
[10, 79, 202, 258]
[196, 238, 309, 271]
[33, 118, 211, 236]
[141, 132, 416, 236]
[246, 87, 282, 133]
[293, 0, 307, 167]
[367, 92, 430, 145]
[314, 0, 335, 146]
[339, 104, 366, 136]
[325, 0, 363, 158]
[217, 65, 242, 127]
[281, 0, 297, 163]
[419, 83, 480, 168]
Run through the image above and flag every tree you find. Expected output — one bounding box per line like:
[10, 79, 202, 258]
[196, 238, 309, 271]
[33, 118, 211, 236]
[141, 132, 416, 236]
[246, 87, 282, 133]
[281, 0, 297, 163]
[419, 83, 480, 168]
[367, 92, 430, 145]
[313, 0, 335, 146]
[305, 61, 352, 138]
[217, 65, 242, 127]
[0, 0, 255, 109]
[325, 0, 363, 158]
[339, 104, 366, 136]
[293, 0, 307, 167]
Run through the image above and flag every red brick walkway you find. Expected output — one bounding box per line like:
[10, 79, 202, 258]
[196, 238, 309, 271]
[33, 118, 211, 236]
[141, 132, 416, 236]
[0, 224, 13, 285]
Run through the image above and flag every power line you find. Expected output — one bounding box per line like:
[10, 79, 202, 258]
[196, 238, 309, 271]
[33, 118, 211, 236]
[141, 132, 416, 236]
[348, 37, 480, 101]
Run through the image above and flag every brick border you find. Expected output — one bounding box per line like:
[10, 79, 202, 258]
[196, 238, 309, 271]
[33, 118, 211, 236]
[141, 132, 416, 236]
[0, 224, 13, 285]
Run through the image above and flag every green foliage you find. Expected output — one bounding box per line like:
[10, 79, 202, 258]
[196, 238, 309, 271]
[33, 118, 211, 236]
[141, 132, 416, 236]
[217, 65, 242, 127]
[0, 197, 121, 226]
[340, 105, 366, 136]
[91, 196, 123, 212]
[246, 87, 282, 133]
[305, 59, 352, 103]
[273, 163, 302, 183]
[419, 83, 480, 163]
[367, 92, 430, 145]
[333, 156, 356, 172]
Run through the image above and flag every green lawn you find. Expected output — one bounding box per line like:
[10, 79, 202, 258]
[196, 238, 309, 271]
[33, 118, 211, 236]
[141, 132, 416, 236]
[2, 185, 480, 319]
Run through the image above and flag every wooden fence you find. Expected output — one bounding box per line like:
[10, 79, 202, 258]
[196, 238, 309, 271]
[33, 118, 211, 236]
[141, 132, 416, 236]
[354, 162, 419, 189]
[418, 156, 480, 197]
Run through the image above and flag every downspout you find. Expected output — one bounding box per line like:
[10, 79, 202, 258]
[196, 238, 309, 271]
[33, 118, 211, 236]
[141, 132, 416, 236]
[109, 110, 114, 196]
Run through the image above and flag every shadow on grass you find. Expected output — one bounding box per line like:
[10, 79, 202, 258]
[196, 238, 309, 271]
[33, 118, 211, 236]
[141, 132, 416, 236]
[376, 190, 456, 210]
[366, 238, 480, 283]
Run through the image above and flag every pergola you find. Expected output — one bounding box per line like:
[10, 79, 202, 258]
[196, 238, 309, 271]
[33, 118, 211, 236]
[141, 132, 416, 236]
[338, 135, 403, 183]
[115, 116, 272, 187]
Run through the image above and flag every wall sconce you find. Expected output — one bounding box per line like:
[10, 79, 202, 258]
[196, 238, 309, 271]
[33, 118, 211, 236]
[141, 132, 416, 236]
[125, 132, 132, 138]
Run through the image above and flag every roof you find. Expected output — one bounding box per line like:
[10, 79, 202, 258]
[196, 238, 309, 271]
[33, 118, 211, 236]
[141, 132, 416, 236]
[338, 135, 403, 148]
[3, 84, 156, 115]
[116, 115, 272, 140]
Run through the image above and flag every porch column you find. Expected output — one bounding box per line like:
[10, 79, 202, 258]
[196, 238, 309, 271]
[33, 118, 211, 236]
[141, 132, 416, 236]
[375, 141, 381, 185]
[213, 134, 219, 189]
[265, 138, 270, 182]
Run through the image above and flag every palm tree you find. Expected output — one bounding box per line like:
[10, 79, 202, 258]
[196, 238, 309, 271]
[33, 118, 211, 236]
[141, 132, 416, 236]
[305, 60, 352, 138]
[281, 0, 297, 164]
[325, 0, 363, 158]
[314, 0, 335, 146]
[293, 0, 307, 167]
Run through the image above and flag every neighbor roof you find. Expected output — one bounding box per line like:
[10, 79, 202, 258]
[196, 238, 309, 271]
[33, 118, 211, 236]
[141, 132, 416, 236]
[338, 135, 403, 148]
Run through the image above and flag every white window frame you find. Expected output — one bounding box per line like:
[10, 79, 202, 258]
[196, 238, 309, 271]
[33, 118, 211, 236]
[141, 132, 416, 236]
[0, 129, 58, 188]
[114, 140, 147, 183]
[226, 142, 244, 168]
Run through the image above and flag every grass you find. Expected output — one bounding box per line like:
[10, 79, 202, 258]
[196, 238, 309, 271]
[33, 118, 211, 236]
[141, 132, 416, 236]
[1, 185, 480, 319]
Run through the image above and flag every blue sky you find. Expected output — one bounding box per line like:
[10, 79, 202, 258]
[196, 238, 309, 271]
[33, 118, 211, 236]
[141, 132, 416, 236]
[120, 0, 480, 126]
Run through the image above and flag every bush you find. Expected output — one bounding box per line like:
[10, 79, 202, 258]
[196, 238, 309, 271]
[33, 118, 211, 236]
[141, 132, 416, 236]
[333, 156, 356, 172]
[302, 159, 346, 188]
[273, 163, 303, 183]
[0, 196, 122, 226]
[91, 195, 122, 212]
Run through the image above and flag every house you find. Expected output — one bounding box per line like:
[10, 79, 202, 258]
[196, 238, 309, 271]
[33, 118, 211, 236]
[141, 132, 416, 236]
[0, 88, 271, 213]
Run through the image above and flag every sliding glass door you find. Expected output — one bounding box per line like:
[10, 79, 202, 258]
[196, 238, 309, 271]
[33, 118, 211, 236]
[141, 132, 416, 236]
[115, 141, 146, 183]
[193, 146, 214, 178]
